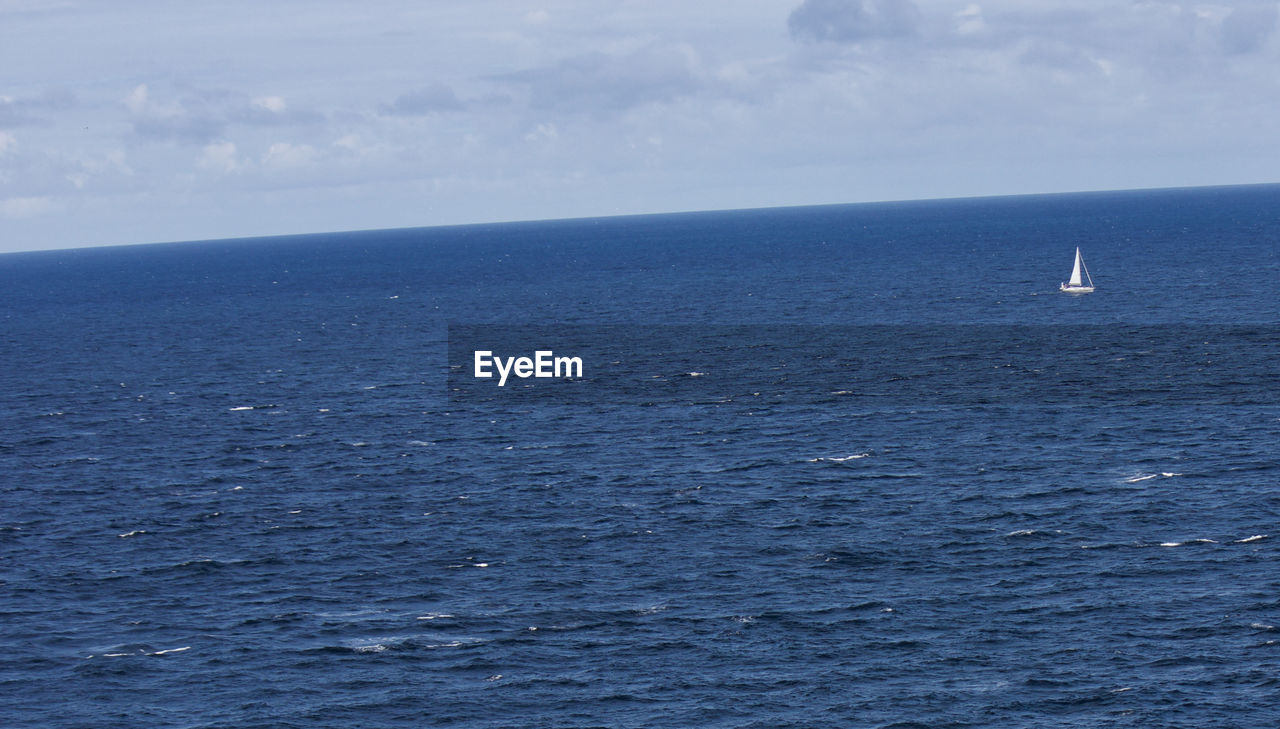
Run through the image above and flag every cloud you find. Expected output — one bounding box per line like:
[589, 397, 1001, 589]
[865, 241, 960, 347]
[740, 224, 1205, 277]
[788, 0, 922, 43]
[0, 88, 74, 128]
[523, 122, 558, 142]
[1220, 4, 1278, 55]
[0, 131, 15, 155]
[262, 142, 317, 169]
[0, 195, 58, 219]
[198, 141, 245, 173]
[233, 95, 322, 126]
[955, 4, 984, 35]
[498, 44, 704, 113]
[380, 83, 465, 116]
[125, 84, 322, 143]
[125, 84, 226, 143]
[253, 96, 287, 114]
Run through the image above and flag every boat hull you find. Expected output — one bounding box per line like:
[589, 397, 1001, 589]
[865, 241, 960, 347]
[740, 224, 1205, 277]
[1059, 283, 1094, 294]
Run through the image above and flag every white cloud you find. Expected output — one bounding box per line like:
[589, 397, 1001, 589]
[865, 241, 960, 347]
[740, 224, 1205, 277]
[262, 142, 318, 169]
[0, 196, 58, 218]
[252, 96, 287, 114]
[124, 84, 149, 114]
[524, 123, 558, 142]
[198, 141, 245, 173]
[956, 4, 984, 35]
[124, 83, 224, 143]
[0, 131, 15, 155]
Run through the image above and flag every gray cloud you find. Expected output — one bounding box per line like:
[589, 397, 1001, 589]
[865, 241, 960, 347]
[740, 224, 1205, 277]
[380, 83, 465, 116]
[0, 88, 74, 128]
[1220, 5, 1278, 55]
[131, 115, 226, 144]
[126, 85, 323, 143]
[498, 45, 703, 113]
[788, 0, 922, 44]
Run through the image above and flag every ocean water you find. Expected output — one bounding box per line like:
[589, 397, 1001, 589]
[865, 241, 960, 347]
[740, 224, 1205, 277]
[3, 184, 1280, 727]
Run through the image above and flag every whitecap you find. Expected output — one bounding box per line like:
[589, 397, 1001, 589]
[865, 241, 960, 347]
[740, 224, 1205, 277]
[346, 635, 411, 653]
[1236, 535, 1267, 543]
[149, 646, 190, 656]
[415, 613, 454, 621]
[1125, 472, 1181, 483]
[1160, 539, 1216, 547]
[229, 406, 254, 412]
[809, 453, 870, 463]
[118, 530, 146, 538]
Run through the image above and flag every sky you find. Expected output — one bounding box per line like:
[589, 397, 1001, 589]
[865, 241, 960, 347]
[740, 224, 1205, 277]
[1, 0, 1279, 252]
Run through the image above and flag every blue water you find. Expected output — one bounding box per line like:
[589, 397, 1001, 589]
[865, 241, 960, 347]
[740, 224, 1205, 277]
[3, 185, 1280, 727]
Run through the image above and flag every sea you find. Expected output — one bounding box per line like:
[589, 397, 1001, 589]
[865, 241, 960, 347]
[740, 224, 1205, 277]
[3, 184, 1280, 728]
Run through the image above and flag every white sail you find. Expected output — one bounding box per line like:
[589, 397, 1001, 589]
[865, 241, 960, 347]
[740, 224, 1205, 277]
[1068, 247, 1084, 287]
[1060, 247, 1094, 293]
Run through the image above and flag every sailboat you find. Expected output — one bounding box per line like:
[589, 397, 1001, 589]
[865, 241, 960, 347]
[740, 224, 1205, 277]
[1059, 247, 1095, 294]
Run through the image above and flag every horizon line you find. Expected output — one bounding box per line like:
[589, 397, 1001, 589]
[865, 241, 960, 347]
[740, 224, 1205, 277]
[7, 180, 1279, 256]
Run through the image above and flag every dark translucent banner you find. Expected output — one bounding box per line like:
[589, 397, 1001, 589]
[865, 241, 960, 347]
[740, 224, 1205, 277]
[447, 324, 1280, 406]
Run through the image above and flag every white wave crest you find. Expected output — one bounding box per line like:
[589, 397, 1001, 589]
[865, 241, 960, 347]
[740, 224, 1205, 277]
[1159, 538, 1217, 547]
[808, 453, 871, 463]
